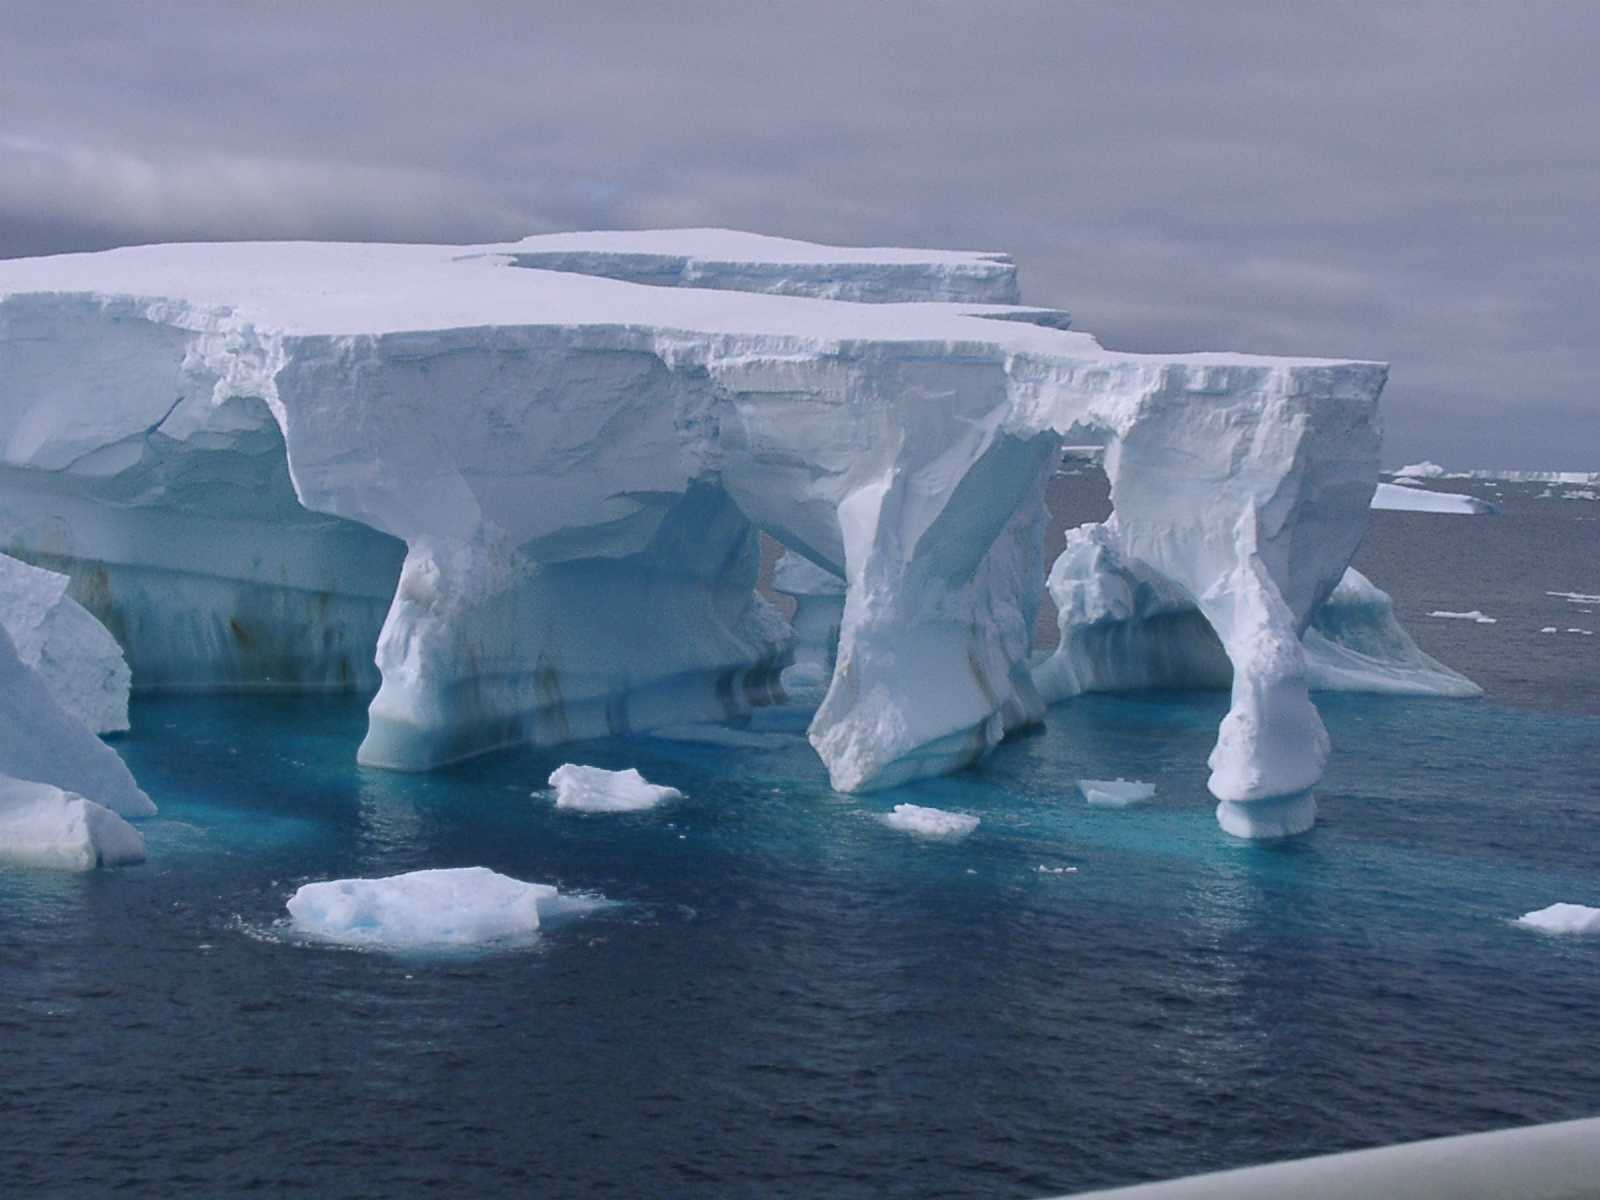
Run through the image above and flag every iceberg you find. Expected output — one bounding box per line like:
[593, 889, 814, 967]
[0, 231, 1389, 836]
[0, 623, 154, 817]
[1078, 778, 1156, 807]
[547, 763, 683, 812]
[1391, 461, 1447, 479]
[880, 804, 980, 839]
[1516, 903, 1600, 935]
[286, 866, 597, 948]
[0, 774, 145, 870]
[1371, 482, 1498, 514]
[0, 552, 130, 734]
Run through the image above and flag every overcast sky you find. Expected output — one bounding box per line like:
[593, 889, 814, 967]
[3, 1, 1596, 467]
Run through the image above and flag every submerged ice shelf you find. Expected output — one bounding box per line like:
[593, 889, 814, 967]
[0, 229, 1415, 837]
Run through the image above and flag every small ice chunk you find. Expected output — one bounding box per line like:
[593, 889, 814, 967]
[881, 803, 979, 839]
[1516, 903, 1600, 935]
[1540, 627, 1558, 634]
[1428, 610, 1497, 623]
[0, 775, 145, 871]
[1567, 628, 1594, 636]
[1547, 592, 1600, 605]
[1391, 461, 1447, 478]
[1078, 778, 1157, 807]
[547, 763, 683, 812]
[1038, 864, 1079, 875]
[286, 866, 598, 948]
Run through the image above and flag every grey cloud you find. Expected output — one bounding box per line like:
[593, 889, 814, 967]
[2, 0, 1596, 466]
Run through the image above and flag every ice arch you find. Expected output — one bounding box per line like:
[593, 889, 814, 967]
[0, 233, 1386, 836]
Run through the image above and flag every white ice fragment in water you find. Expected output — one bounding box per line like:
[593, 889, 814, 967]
[1548, 592, 1600, 605]
[1566, 628, 1594, 636]
[1540, 627, 1558, 634]
[547, 763, 683, 812]
[880, 804, 979, 839]
[1077, 778, 1157, 808]
[1516, 903, 1600, 935]
[1037, 865, 1079, 875]
[1372, 482, 1497, 514]
[1391, 461, 1447, 478]
[0, 775, 146, 871]
[1428, 610, 1497, 624]
[286, 866, 602, 948]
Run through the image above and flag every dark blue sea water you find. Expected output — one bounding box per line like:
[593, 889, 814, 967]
[3, 480, 1598, 1199]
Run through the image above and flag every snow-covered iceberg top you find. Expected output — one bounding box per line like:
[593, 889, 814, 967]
[0, 775, 145, 871]
[1516, 903, 1600, 935]
[547, 764, 683, 812]
[0, 230, 1388, 838]
[286, 866, 602, 949]
[466, 227, 1024, 305]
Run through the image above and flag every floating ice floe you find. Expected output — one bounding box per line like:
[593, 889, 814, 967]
[286, 866, 602, 948]
[1078, 778, 1157, 807]
[1428, 610, 1497, 624]
[1037, 864, 1079, 875]
[1548, 592, 1600, 606]
[1372, 482, 1498, 515]
[1566, 628, 1594, 636]
[0, 775, 145, 871]
[1541, 627, 1559, 634]
[1515, 903, 1600, 936]
[880, 804, 980, 839]
[547, 764, 683, 812]
[1390, 461, 1447, 479]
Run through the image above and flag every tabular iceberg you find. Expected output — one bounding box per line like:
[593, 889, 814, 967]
[0, 229, 1392, 836]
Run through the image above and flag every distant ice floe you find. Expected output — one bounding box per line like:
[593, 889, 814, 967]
[1566, 628, 1595, 636]
[1428, 610, 1497, 624]
[1541, 627, 1558, 634]
[0, 775, 145, 871]
[1548, 592, 1600, 606]
[880, 804, 979, 839]
[547, 764, 683, 812]
[1372, 482, 1497, 515]
[1038, 865, 1079, 875]
[286, 866, 604, 949]
[1391, 461, 1448, 479]
[1078, 778, 1156, 808]
[1516, 903, 1600, 936]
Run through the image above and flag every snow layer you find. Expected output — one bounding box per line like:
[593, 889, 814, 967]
[0, 553, 130, 733]
[0, 774, 145, 870]
[0, 623, 154, 817]
[0, 233, 1388, 836]
[547, 764, 683, 812]
[286, 866, 597, 948]
[1516, 903, 1600, 935]
[880, 804, 980, 838]
[1371, 481, 1497, 514]
[470, 228, 1023, 304]
[1078, 778, 1156, 807]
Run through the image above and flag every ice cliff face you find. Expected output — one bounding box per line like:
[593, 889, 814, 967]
[0, 231, 1389, 836]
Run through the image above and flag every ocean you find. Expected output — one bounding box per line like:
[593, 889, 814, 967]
[3, 475, 1597, 1198]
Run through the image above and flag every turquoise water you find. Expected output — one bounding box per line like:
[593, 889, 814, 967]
[4, 683, 1598, 1197]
